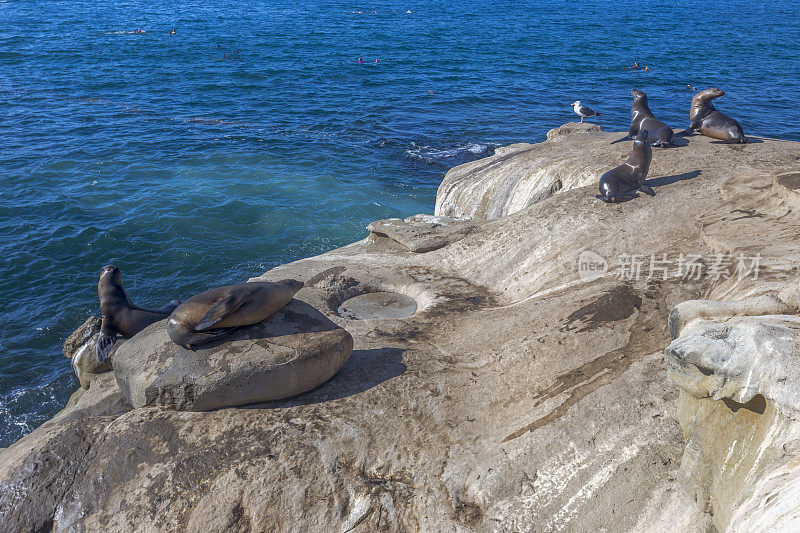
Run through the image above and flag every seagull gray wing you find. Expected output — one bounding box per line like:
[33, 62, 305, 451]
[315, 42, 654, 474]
[578, 104, 598, 116]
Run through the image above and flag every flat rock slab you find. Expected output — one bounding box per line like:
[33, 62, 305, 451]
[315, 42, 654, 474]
[367, 214, 477, 253]
[113, 299, 353, 411]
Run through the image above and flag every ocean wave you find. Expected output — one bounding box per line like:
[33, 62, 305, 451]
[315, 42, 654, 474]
[0, 382, 66, 447]
[404, 142, 494, 166]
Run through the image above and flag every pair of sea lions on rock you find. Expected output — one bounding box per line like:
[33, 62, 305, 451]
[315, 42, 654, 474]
[628, 88, 746, 146]
[97, 265, 303, 361]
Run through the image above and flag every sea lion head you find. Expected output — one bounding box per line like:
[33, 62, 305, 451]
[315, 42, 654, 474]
[631, 88, 647, 102]
[99, 265, 122, 286]
[634, 129, 649, 145]
[278, 279, 305, 292]
[98, 265, 128, 308]
[692, 88, 725, 108]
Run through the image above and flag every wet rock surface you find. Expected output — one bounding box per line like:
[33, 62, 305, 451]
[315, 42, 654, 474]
[3, 124, 800, 531]
[337, 291, 417, 320]
[62, 315, 111, 389]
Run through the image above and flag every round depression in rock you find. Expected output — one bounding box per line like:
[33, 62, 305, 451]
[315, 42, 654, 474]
[337, 291, 417, 320]
[777, 172, 800, 191]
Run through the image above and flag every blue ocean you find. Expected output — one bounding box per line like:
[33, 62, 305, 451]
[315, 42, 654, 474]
[1, 0, 798, 446]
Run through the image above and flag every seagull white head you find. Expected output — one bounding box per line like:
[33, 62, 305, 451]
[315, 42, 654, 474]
[571, 100, 581, 107]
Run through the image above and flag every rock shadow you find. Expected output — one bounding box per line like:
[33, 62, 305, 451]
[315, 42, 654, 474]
[244, 347, 407, 408]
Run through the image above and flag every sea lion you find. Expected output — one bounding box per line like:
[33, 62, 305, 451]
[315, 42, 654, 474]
[97, 265, 180, 362]
[599, 129, 655, 203]
[167, 279, 304, 349]
[629, 89, 675, 147]
[686, 88, 746, 143]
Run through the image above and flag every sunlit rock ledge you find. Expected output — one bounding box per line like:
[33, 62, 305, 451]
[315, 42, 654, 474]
[2, 123, 800, 532]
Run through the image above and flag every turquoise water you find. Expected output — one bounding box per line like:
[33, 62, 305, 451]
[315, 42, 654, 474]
[1, 0, 799, 446]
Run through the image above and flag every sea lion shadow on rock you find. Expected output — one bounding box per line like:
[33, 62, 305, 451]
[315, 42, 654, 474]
[594, 192, 642, 203]
[241, 346, 407, 408]
[610, 135, 687, 147]
[670, 136, 689, 147]
[709, 137, 763, 145]
[647, 170, 702, 188]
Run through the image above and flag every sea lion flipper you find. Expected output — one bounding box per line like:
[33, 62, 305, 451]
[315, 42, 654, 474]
[178, 327, 240, 349]
[96, 332, 116, 363]
[195, 293, 247, 331]
[639, 183, 655, 197]
[155, 299, 181, 314]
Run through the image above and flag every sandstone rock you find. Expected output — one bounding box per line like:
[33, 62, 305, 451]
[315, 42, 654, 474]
[435, 123, 617, 220]
[3, 125, 800, 531]
[113, 298, 354, 410]
[546, 121, 603, 140]
[366, 214, 477, 253]
[62, 315, 111, 389]
[665, 311, 800, 531]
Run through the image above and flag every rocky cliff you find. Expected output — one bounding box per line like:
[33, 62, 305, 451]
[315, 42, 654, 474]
[1, 123, 799, 532]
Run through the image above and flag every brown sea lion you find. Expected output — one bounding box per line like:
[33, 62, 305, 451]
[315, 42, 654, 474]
[599, 129, 655, 203]
[629, 88, 675, 147]
[97, 265, 179, 362]
[166, 279, 304, 349]
[686, 88, 746, 143]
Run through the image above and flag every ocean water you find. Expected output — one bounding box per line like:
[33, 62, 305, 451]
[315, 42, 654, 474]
[1, 0, 799, 447]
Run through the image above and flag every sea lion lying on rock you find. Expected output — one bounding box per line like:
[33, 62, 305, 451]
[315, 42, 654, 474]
[114, 296, 352, 410]
[167, 279, 304, 349]
[97, 265, 180, 363]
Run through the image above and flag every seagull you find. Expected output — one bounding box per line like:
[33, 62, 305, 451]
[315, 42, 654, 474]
[571, 101, 602, 123]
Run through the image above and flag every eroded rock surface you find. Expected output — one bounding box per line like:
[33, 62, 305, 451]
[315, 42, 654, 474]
[666, 312, 800, 532]
[62, 315, 111, 389]
[2, 124, 800, 532]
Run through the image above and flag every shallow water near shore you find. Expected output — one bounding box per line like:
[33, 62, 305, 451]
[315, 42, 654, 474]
[1, 0, 799, 446]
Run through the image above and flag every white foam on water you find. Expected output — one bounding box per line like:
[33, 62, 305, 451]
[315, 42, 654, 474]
[404, 142, 493, 164]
